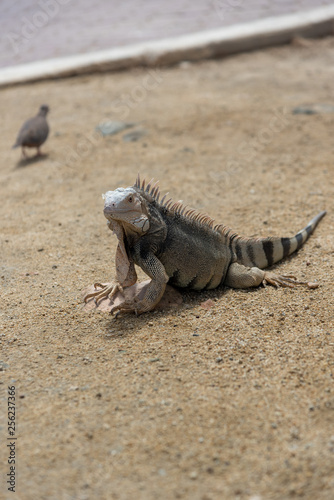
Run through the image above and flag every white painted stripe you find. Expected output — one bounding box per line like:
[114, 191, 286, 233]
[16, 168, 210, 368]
[1, 5, 334, 87]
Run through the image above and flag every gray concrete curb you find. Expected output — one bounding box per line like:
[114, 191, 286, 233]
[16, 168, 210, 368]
[1, 5, 334, 87]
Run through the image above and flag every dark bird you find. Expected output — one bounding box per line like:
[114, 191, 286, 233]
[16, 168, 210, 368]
[13, 105, 50, 158]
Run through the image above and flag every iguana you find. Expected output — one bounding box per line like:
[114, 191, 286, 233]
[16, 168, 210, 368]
[84, 176, 326, 315]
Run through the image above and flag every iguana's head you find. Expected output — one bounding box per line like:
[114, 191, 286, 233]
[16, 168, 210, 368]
[102, 187, 150, 233]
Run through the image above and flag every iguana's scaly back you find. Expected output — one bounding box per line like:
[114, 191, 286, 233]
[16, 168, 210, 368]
[134, 175, 325, 270]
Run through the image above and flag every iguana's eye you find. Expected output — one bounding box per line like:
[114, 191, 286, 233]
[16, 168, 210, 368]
[128, 196, 133, 203]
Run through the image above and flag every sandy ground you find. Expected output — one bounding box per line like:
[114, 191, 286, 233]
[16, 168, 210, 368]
[1, 37, 334, 500]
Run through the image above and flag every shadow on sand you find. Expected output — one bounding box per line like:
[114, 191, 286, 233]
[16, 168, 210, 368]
[15, 153, 49, 168]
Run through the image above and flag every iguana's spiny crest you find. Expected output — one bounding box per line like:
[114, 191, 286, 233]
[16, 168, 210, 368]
[103, 175, 235, 237]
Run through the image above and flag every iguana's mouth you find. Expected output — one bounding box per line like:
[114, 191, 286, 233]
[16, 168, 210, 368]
[103, 205, 130, 219]
[103, 208, 141, 221]
[103, 208, 150, 233]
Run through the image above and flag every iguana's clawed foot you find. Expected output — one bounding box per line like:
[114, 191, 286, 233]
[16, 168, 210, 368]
[110, 297, 149, 317]
[84, 282, 124, 303]
[263, 273, 318, 289]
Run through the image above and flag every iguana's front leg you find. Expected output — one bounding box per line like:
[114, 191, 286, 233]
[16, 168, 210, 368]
[84, 247, 137, 303]
[84, 221, 137, 304]
[225, 262, 311, 289]
[110, 252, 169, 315]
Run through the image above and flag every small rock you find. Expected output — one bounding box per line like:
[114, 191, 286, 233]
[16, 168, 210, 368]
[179, 61, 192, 69]
[290, 427, 300, 439]
[96, 121, 135, 136]
[293, 106, 316, 115]
[200, 299, 215, 310]
[123, 129, 147, 142]
[0, 361, 9, 371]
[293, 104, 334, 115]
[307, 282, 319, 289]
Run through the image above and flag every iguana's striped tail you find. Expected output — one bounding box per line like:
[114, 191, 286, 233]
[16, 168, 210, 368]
[230, 211, 326, 270]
